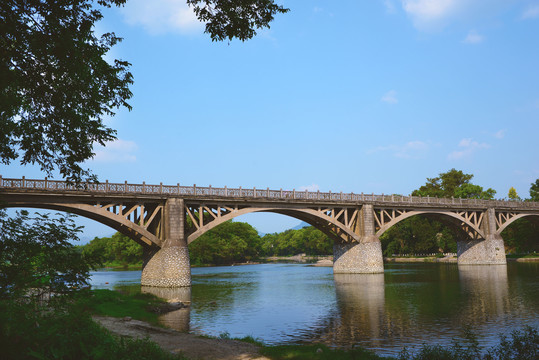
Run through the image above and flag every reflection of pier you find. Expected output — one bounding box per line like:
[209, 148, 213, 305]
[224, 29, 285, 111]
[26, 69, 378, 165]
[315, 274, 386, 346]
[142, 286, 191, 332]
[458, 265, 510, 322]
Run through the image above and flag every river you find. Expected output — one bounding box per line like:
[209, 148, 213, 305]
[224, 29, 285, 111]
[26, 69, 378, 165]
[89, 262, 539, 357]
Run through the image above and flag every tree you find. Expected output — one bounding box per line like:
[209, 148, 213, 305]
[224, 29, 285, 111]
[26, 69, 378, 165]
[530, 179, 539, 202]
[1, 0, 133, 182]
[0, 209, 94, 299]
[412, 168, 496, 199]
[189, 221, 262, 265]
[1, 0, 288, 182]
[187, 0, 289, 42]
[508, 187, 519, 200]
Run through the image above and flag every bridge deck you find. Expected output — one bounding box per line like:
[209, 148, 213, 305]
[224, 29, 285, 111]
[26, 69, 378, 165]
[1, 176, 538, 211]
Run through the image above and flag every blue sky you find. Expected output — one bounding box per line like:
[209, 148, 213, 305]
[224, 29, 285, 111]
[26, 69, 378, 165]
[4, 0, 539, 240]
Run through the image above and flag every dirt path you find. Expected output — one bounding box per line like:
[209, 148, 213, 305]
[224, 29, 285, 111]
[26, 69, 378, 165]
[93, 316, 270, 360]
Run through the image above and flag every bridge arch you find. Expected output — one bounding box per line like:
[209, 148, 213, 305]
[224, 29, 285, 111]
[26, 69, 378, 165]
[186, 206, 360, 244]
[496, 213, 539, 235]
[2, 202, 162, 248]
[375, 209, 486, 239]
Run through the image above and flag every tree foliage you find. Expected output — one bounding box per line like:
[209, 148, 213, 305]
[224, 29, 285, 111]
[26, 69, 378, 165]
[261, 226, 332, 256]
[530, 179, 539, 202]
[412, 168, 496, 199]
[0, 209, 94, 299]
[189, 221, 262, 265]
[187, 0, 289, 42]
[380, 217, 457, 256]
[508, 186, 519, 200]
[0, 0, 133, 182]
[82, 232, 143, 267]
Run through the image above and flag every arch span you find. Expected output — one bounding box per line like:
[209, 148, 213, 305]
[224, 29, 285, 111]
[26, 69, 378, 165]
[2, 202, 162, 247]
[497, 213, 539, 234]
[186, 206, 361, 244]
[375, 209, 485, 239]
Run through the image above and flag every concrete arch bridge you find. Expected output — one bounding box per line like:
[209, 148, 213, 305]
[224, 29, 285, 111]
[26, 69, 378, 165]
[1, 176, 538, 288]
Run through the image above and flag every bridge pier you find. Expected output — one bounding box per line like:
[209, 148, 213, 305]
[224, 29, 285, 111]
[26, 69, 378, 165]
[333, 204, 384, 274]
[457, 208, 506, 265]
[141, 198, 191, 287]
[457, 235, 506, 265]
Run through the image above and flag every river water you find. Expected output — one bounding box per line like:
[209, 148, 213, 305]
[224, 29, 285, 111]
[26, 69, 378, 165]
[89, 262, 539, 356]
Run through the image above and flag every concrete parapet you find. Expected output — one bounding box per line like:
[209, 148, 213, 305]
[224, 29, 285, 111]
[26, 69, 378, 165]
[333, 240, 384, 274]
[141, 246, 191, 287]
[457, 235, 506, 265]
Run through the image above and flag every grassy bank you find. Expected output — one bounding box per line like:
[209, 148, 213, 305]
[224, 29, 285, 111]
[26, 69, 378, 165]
[78, 288, 166, 326]
[0, 293, 186, 360]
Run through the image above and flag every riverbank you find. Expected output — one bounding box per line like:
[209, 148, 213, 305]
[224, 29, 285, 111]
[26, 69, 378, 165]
[94, 316, 269, 360]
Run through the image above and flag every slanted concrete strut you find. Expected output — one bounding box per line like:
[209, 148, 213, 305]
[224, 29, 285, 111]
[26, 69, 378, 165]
[457, 208, 506, 265]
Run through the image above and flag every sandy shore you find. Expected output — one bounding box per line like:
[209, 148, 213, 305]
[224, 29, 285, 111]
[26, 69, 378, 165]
[93, 315, 269, 360]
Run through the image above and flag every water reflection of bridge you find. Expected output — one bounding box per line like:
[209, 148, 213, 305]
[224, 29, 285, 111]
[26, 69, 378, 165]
[306, 265, 513, 353]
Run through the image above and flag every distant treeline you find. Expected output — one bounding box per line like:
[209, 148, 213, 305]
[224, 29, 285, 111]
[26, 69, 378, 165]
[80, 222, 334, 267]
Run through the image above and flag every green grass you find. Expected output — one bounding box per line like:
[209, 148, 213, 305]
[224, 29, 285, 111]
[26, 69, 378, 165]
[506, 252, 539, 258]
[0, 298, 186, 360]
[77, 288, 165, 326]
[102, 260, 143, 270]
[260, 344, 390, 360]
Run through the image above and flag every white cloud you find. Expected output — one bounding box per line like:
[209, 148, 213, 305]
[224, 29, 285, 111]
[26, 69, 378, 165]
[313, 6, 323, 13]
[447, 138, 489, 160]
[494, 129, 506, 139]
[463, 30, 484, 44]
[369, 140, 430, 159]
[381, 90, 398, 104]
[121, 0, 203, 35]
[298, 184, 320, 192]
[92, 139, 138, 163]
[400, 0, 510, 31]
[522, 5, 539, 19]
[401, 0, 459, 29]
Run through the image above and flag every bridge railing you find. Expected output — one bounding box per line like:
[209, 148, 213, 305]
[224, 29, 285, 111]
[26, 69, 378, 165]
[1, 176, 538, 208]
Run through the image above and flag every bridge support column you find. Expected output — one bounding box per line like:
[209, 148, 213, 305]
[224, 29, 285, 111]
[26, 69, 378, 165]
[333, 204, 384, 274]
[141, 198, 191, 287]
[457, 208, 506, 265]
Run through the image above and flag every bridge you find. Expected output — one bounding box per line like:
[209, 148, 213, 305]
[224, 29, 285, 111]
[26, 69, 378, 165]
[1, 176, 538, 287]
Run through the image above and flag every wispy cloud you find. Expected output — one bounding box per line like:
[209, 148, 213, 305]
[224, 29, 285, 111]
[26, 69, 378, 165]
[463, 30, 484, 44]
[381, 90, 398, 104]
[447, 138, 489, 160]
[522, 5, 539, 19]
[298, 184, 320, 192]
[401, 0, 459, 29]
[369, 140, 430, 159]
[400, 0, 509, 31]
[92, 139, 138, 163]
[494, 129, 506, 139]
[121, 0, 203, 35]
